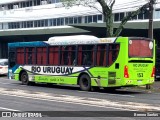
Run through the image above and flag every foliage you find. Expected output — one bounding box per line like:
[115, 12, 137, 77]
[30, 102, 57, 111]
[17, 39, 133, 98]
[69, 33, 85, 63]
[61, 0, 150, 37]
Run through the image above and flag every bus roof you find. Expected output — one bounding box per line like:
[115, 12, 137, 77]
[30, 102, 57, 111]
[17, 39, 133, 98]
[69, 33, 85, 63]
[46, 35, 117, 45]
[8, 35, 118, 47]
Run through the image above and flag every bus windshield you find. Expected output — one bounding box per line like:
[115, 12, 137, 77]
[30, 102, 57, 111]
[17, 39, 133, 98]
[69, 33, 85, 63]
[129, 39, 153, 58]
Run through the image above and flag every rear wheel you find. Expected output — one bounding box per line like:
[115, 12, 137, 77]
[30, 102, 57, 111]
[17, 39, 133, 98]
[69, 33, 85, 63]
[79, 74, 91, 91]
[21, 71, 29, 85]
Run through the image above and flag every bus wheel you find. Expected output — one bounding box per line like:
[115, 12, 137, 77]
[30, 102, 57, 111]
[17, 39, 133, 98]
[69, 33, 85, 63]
[79, 74, 91, 91]
[21, 71, 29, 85]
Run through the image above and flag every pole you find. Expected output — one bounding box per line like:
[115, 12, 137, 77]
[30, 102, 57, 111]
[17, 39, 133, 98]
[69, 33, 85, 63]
[148, 0, 154, 39]
[146, 0, 155, 89]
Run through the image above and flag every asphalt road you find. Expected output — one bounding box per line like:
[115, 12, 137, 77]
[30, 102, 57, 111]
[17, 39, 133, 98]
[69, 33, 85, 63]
[0, 75, 160, 120]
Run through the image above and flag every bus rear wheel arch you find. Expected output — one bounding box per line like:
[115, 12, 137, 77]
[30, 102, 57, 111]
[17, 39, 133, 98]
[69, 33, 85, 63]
[78, 74, 91, 91]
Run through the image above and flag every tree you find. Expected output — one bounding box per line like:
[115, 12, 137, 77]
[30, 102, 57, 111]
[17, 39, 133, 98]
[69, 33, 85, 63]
[61, 0, 150, 37]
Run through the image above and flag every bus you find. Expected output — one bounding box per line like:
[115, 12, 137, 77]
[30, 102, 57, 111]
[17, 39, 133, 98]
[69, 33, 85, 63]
[8, 35, 155, 91]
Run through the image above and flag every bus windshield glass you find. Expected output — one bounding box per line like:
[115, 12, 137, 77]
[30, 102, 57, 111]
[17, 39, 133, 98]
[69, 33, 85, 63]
[129, 39, 153, 58]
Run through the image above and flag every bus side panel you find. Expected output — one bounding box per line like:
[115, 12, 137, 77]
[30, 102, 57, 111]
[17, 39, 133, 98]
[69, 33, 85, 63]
[89, 38, 127, 88]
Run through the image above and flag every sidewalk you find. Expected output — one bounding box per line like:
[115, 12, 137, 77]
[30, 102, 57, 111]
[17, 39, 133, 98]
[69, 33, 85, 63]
[152, 80, 160, 90]
[136, 80, 160, 92]
[124, 80, 160, 92]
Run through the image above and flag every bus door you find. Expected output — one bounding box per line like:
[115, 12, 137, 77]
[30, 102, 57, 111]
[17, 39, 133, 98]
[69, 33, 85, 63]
[127, 38, 155, 84]
[108, 44, 120, 85]
[8, 48, 16, 69]
[8, 47, 16, 79]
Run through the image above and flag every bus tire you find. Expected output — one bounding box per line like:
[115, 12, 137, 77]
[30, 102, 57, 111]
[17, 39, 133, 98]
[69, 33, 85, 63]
[79, 74, 91, 91]
[21, 71, 29, 85]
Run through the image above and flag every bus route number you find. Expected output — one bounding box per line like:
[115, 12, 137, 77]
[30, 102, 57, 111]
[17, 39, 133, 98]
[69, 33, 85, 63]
[137, 73, 143, 77]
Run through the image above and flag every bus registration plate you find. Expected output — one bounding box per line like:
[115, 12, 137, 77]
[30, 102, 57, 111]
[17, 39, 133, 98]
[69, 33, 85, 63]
[137, 73, 143, 78]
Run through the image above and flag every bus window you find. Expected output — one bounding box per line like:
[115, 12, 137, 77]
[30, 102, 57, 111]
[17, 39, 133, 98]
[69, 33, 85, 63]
[26, 47, 35, 65]
[78, 45, 94, 66]
[129, 40, 153, 57]
[96, 44, 106, 66]
[36, 47, 47, 65]
[60, 46, 76, 66]
[17, 48, 24, 64]
[78, 46, 82, 65]
[68, 46, 76, 65]
[109, 44, 120, 66]
[8, 48, 16, 68]
[49, 46, 59, 65]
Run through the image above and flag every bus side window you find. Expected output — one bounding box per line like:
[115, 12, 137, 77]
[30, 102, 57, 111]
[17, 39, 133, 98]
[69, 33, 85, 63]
[96, 45, 106, 66]
[36, 47, 47, 65]
[82, 45, 94, 66]
[9, 49, 16, 68]
[49, 46, 59, 65]
[16, 48, 24, 64]
[68, 46, 76, 66]
[26, 47, 35, 65]
[60, 46, 66, 65]
[82, 53, 89, 65]
[78, 46, 82, 66]
[108, 44, 120, 66]
[37, 48, 42, 65]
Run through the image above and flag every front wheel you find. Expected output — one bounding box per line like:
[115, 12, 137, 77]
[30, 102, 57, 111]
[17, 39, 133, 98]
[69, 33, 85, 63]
[79, 74, 91, 91]
[21, 71, 29, 85]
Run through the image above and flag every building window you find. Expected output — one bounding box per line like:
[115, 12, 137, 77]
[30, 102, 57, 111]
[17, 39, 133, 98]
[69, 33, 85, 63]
[41, 20, 45, 27]
[27, 21, 33, 28]
[85, 16, 88, 23]
[57, 18, 61, 26]
[126, 12, 132, 20]
[98, 15, 102, 21]
[155, 9, 160, 19]
[74, 17, 78, 24]
[44, 19, 48, 26]
[144, 11, 149, 19]
[8, 4, 13, 9]
[78, 17, 82, 23]
[65, 17, 69, 25]
[34, 20, 38, 27]
[22, 2, 26, 7]
[37, 0, 41, 6]
[69, 17, 73, 24]
[114, 13, 124, 21]
[60, 18, 64, 25]
[138, 12, 144, 19]
[88, 16, 92, 23]
[53, 19, 57, 26]
[93, 15, 97, 22]
[114, 13, 119, 22]
[120, 13, 124, 21]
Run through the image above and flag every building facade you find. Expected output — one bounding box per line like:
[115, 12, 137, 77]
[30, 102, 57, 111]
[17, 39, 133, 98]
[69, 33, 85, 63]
[0, 0, 160, 58]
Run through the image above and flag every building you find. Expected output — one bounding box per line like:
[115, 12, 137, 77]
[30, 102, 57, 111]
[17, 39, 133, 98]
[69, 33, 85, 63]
[0, 0, 160, 58]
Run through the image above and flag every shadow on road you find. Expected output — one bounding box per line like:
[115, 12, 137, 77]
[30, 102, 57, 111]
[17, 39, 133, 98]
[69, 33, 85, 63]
[20, 83, 145, 95]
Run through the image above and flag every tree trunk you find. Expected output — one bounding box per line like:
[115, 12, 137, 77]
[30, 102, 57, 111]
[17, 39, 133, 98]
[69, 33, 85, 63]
[105, 11, 114, 37]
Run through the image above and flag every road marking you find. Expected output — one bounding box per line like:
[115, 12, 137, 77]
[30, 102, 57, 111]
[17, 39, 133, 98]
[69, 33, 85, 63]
[0, 82, 14, 85]
[0, 107, 19, 111]
[0, 88, 159, 111]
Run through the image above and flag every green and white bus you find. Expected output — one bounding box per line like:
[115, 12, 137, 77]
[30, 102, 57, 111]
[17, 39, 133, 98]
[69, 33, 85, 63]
[8, 35, 155, 91]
